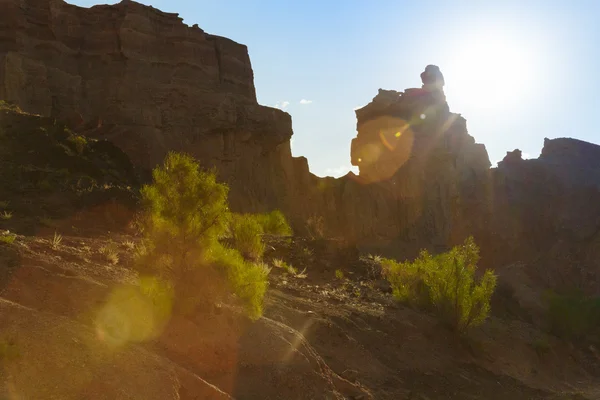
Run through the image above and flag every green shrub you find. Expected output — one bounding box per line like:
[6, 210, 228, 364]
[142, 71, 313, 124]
[209, 245, 270, 319]
[546, 290, 600, 341]
[228, 210, 292, 260]
[382, 237, 497, 334]
[67, 135, 87, 154]
[0, 233, 16, 244]
[257, 210, 292, 236]
[229, 213, 266, 260]
[136, 152, 270, 320]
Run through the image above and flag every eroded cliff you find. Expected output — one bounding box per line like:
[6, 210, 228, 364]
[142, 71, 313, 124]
[2, 0, 600, 288]
[0, 0, 298, 213]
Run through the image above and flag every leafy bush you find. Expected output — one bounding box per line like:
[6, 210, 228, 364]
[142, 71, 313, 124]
[209, 245, 270, 319]
[546, 290, 600, 341]
[258, 210, 292, 236]
[228, 210, 292, 260]
[0, 233, 16, 244]
[229, 213, 266, 260]
[67, 135, 87, 155]
[382, 237, 497, 334]
[135, 152, 284, 320]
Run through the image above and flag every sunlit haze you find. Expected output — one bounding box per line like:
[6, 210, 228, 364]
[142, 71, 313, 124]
[69, 0, 599, 176]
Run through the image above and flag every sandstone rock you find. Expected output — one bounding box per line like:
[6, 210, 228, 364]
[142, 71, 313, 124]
[3, 1, 600, 292]
[0, 0, 293, 215]
[498, 149, 523, 167]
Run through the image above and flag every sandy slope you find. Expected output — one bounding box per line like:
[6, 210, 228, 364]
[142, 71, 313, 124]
[0, 234, 598, 399]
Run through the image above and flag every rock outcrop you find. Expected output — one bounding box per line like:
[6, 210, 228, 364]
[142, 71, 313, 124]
[2, 1, 600, 289]
[0, 0, 295, 213]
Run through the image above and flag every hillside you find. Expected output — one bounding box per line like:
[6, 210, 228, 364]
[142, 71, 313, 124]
[1, 0, 600, 399]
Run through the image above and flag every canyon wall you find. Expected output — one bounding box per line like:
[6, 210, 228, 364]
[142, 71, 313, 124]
[0, 0, 301, 214]
[2, 0, 600, 288]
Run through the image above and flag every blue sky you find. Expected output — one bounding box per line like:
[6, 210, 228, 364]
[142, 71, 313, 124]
[70, 0, 599, 177]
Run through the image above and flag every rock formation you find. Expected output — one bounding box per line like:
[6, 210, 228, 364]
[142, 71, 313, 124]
[0, 0, 295, 213]
[2, 0, 600, 291]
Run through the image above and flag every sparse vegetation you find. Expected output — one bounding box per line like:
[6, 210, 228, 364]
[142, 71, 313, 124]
[0, 232, 16, 244]
[546, 290, 600, 342]
[272, 258, 306, 278]
[229, 213, 266, 260]
[368, 254, 383, 264]
[257, 210, 293, 237]
[335, 269, 345, 280]
[123, 240, 136, 250]
[67, 134, 87, 155]
[135, 152, 289, 320]
[273, 258, 296, 274]
[228, 211, 292, 260]
[364, 253, 384, 278]
[51, 231, 63, 249]
[382, 237, 497, 334]
[99, 242, 120, 265]
[0, 210, 12, 220]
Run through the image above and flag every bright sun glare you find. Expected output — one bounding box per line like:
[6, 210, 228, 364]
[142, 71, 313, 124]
[443, 33, 537, 111]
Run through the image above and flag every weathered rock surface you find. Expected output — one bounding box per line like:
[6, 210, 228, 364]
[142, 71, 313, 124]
[2, 0, 600, 291]
[0, 0, 294, 213]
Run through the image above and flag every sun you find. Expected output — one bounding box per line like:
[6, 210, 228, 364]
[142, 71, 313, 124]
[443, 33, 537, 111]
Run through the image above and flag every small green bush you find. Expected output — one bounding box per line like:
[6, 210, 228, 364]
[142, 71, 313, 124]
[67, 135, 87, 154]
[0, 233, 16, 244]
[546, 290, 600, 341]
[382, 237, 497, 334]
[209, 245, 270, 319]
[229, 214, 266, 260]
[228, 210, 292, 260]
[136, 152, 278, 320]
[258, 210, 292, 236]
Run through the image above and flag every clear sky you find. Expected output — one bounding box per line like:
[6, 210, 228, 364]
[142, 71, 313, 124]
[70, 0, 599, 177]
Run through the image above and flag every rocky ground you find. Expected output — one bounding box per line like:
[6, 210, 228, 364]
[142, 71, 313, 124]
[1, 230, 599, 399]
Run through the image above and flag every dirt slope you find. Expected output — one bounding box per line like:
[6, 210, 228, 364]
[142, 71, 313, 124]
[1, 234, 599, 399]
